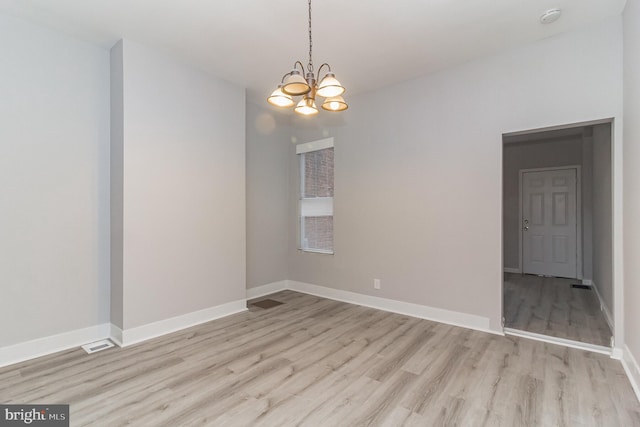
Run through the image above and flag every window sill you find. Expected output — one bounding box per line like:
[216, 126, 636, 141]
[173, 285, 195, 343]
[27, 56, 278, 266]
[298, 248, 334, 255]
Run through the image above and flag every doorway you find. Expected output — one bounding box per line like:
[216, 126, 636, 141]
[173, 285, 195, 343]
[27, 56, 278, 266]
[502, 122, 613, 350]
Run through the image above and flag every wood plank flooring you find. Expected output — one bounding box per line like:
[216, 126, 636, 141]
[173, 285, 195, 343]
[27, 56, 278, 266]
[1, 291, 638, 426]
[503, 273, 613, 347]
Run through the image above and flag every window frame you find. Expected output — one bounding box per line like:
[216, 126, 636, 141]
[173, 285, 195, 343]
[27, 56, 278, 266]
[296, 137, 335, 254]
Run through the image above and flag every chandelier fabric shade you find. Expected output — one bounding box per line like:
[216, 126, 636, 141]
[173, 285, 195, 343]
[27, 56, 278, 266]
[282, 71, 311, 96]
[267, 85, 295, 108]
[267, 0, 348, 115]
[295, 97, 319, 116]
[317, 73, 345, 98]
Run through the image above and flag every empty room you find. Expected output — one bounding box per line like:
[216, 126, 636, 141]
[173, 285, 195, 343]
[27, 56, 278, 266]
[1, 0, 640, 425]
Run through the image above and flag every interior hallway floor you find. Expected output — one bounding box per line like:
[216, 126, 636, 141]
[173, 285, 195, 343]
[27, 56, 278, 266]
[503, 273, 612, 347]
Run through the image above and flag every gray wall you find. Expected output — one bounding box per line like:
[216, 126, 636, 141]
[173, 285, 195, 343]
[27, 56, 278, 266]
[502, 138, 587, 273]
[110, 40, 125, 329]
[0, 14, 111, 346]
[245, 103, 290, 288]
[592, 123, 613, 320]
[111, 39, 246, 330]
[624, 0, 640, 372]
[245, 18, 624, 332]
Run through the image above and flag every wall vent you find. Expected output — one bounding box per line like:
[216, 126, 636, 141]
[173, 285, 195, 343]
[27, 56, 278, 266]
[81, 339, 115, 354]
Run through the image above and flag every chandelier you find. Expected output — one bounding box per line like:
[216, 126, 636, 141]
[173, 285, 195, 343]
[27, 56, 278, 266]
[267, 0, 348, 115]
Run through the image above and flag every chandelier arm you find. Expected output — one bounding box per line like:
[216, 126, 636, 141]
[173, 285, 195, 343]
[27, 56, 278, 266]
[280, 61, 307, 84]
[317, 63, 332, 78]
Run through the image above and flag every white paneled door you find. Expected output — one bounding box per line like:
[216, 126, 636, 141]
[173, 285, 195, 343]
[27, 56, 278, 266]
[522, 168, 577, 278]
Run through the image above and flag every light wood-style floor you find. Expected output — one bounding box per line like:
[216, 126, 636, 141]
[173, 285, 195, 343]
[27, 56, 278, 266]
[2, 291, 638, 426]
[503, 273, 613, 347]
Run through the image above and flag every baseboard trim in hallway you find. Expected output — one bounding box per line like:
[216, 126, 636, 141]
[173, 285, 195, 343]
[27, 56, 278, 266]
[504, 327, 612, 356]
[591, 280, 615, 332]
[622, 345, 640, 403]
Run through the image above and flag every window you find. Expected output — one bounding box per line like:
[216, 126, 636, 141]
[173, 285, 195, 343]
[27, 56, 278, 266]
[297, 138, 334, 254]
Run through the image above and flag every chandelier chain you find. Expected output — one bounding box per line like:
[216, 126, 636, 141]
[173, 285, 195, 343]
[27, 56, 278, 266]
[308, 0, 313, 73]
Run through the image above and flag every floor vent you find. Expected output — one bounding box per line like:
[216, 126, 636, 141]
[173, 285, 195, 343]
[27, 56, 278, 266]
[250, 299, 284, 309]
[571, 284, 591, 290]
[82, 339, 115, 354]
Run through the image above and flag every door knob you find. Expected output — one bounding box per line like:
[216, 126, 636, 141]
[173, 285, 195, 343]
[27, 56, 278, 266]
[523, 226, 529, 231]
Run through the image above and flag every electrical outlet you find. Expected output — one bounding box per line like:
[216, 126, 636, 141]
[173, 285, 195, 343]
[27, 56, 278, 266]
[374, 279, 381, 290]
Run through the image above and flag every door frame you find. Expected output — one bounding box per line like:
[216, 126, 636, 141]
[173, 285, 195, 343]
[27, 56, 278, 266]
[518, 165, 582, 280]
[501, 118, 621, 358]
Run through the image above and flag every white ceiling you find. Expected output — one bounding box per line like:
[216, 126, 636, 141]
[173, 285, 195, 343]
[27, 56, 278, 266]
[0, 0, 627, 103]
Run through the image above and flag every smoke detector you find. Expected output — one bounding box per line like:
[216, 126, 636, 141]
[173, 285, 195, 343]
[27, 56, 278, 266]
[540, 8, 562, 24]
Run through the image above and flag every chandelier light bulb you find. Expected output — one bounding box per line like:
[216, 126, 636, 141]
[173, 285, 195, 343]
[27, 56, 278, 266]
[321, 96, 348, 112]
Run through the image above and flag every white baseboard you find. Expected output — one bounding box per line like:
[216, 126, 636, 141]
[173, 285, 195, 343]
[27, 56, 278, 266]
[113, 299, 247, 347]
[504, 327, 611, 356]
[581, 278, 594, 286]
[1, 300, 249, 366]
[247, 281, 288, 299]
[0, 323, 111, 368]
[110, 324, 124, 347]
[245, 280, 497, 334]
[622, 345, 640, 403]
[591, 280, 615, 332]
[503, 267, 521, 274]
[287, 280, 498, 335]
[611, 347, 624, 360]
